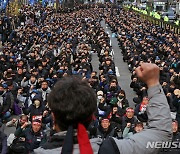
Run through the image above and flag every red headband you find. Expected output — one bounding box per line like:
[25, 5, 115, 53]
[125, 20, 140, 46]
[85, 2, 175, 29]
[32, 122, 41, 125]
[102, 118, 109, 122]
[126, 108, 134, 112]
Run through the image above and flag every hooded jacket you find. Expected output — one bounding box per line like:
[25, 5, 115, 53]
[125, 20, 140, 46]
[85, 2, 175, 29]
[23, 95, 45, 121]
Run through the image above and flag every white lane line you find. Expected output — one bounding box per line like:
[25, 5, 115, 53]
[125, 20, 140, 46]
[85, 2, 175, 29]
[116, 66, 120, 77]
[106, 31, 111, 37]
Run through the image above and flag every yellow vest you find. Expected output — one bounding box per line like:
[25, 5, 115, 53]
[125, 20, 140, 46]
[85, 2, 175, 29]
[164, 16, 169, 22]
[175, 20, 179, 26]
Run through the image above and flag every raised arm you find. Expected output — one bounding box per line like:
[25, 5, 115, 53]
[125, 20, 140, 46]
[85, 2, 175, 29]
[99, 63, 172, 154]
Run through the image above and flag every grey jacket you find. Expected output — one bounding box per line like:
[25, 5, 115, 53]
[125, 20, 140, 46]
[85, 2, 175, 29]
[34, 84, 172, 154]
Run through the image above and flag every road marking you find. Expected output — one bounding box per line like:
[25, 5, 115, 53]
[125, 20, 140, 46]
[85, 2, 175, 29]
[116, 67, 120, 77]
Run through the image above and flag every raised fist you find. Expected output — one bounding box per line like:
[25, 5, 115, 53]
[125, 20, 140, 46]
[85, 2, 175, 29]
[135, 63, 160, 88]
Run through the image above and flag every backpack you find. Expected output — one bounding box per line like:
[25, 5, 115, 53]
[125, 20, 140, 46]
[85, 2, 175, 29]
[9, 137, 28, 154]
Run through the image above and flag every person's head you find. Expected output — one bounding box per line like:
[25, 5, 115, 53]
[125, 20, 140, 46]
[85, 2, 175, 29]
[30, 75, 36, 83]
[105, 58, 111, 65]
[97, 90, 103, 100]
[30, 51, 35, 57]
[134, 122, 144, 133]
[101, 118, 110, 130]
[32, 69, 38, 76]
[48, 76, 96, 131]
[32, 119, 42, 133]
[38, 64, 43, 70]
[126, 107, 134, 118]
[172, 120, 178, 133]
[20, 115, 28, 125]
[17, 68, 23, 75]
[32, 95, 42, 108]
[118, 90, 126, 99]
[142, 96, 149, 105]
[110, 81, 117, 88]
[91, 71, 97, 78]
[6, 80, 13, 90]
[41, 80, 48, 91]
[42, 59, 47, 66]
[33, 99, 41, 108]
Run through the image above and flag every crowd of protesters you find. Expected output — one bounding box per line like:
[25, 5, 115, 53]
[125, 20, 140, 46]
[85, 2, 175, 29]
[0, 2, 179, 154]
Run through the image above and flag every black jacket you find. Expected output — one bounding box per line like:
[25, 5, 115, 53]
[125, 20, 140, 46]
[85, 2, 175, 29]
[14, 127, 46, 152]
[95, 125, 118, 140]
[0, 92, 12, 115]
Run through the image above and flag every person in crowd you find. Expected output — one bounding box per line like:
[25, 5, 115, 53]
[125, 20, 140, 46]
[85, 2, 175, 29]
[116, 90, 129, 114]
[14, 119, 46, 153]
[135, 96, 149, 122]
[0, 83, 12, 123]
[38, 80, 51, 104]
[121, 107, 138, 132]
[17, 88, 39, 109]
[173, 89, 180, 125]
[172, 120, 180, 141]
[96, 90, 106, 118]
[21, 75, 39, 94]
[6, 114, 30, 130]
[98, 97, 123, 119]
[123, 122, 144, 138]
[23, 95, 46, 121]
[160, 120, 180, 154]
[90, 118, 119, 140]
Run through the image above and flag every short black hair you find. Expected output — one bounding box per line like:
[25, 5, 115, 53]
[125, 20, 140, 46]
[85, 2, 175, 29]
[48, 76, 97, 131]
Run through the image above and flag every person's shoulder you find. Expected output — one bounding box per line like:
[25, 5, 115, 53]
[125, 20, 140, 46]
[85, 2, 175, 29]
[33, 147, 61, 154]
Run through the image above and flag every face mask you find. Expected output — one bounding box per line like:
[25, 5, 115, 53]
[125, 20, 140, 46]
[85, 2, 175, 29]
[119, 95, 124, 99]
[31, 93, 36, 98]
[98, 96, 103, 100]
[42, 87, 48, 91]
[0, 90, 4, 95]
[110, 86, 116, 91]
